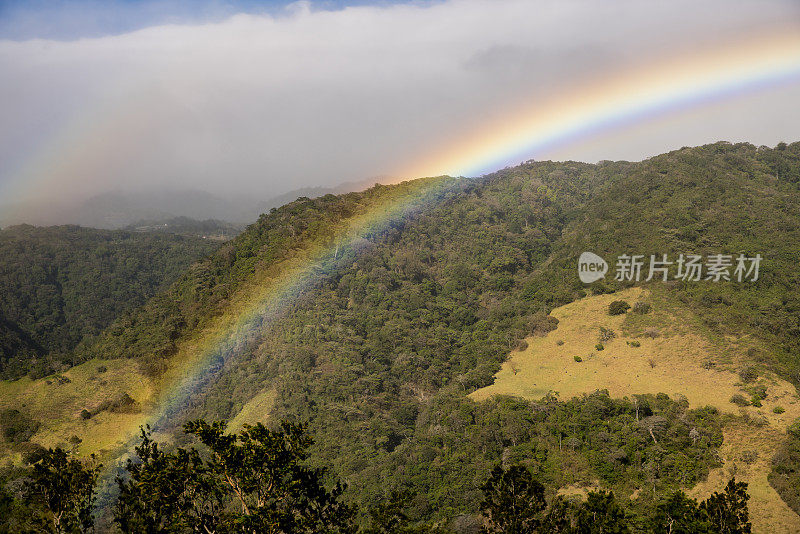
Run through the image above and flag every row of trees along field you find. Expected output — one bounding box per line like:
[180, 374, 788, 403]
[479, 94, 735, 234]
[0, 419, 753, 533]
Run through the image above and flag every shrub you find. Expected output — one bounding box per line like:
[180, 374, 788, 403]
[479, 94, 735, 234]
[632, 302, 651, 314]
[598, 327, 616, 342]
[773, 406, 785, 414]
[608, 301, 631, 316]
[0, 409, 40, 443]
[739, 366, 758, 383]
[556, 340, 564, 346]
[574, 355, 582, 362]
[730, 394, 750, 407]
[788, 419, 800, 439]
[595, 344, 604, 351]
[748, 384, 767, 401]
[627, 340, 641, 348]
[644, 328, 660, 338]
[80, 409, 92, 420]
[750, 398, 762, 408]
[20, 442, 47, 465]
[98, 393, 139, 414]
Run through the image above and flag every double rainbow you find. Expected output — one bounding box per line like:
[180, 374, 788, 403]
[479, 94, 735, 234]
[4, 24, 799, 479]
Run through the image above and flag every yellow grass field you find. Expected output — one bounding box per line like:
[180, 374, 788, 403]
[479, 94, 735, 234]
[0, 243, 333, 465]
[471, 287, 800, 533]
[0, 358, 153, 460]
[227, 388, 276, 433]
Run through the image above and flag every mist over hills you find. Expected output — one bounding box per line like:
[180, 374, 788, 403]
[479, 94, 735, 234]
[0, 178, 380, 230]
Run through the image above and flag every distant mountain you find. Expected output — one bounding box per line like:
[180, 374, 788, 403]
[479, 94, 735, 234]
[248, 178, 385, 216]
[0, 189, 238, 229]
[0, 178, 383, 229]
[123, 216, 245, 240]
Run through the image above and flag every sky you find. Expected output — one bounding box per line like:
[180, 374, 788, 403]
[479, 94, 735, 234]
[1, 0, 799, 210]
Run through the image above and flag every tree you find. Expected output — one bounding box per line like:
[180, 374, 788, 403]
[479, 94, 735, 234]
[650, 491, 711, 534]
[114, 427, 222, 533]
[115, 420, 357, 534]
[364, 490, 424, 534]
[480, 464, 545, 533]
[28, 447, 100, 534]
[608, 301, 631, 316]
[702, 479, 751, 534]
[650, 480, 751, 534]
[574, 490, 630, 534]
[540, 496, 575, 533]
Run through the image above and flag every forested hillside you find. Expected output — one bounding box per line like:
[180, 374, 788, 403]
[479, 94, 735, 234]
[2, 142, 800, 532]
[0, 225, 218, 379]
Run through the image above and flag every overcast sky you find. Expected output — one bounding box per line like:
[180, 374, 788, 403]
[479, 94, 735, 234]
[1, 0, 799, 207]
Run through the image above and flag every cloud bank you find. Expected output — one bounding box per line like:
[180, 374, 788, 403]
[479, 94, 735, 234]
[1, 0, 799, 206]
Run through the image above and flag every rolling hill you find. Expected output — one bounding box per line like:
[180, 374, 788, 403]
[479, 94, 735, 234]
[1, 141, 800, 532]
[0, 224, 219, 379]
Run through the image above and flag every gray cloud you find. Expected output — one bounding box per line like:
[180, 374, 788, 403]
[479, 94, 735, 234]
[1, 0, 799, 207]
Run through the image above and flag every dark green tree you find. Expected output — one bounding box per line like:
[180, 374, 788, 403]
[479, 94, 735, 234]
[480, 464, 545, 533]
[115, 420, 357, 534]
[540, 496, 575, 533]
[574, 490, 629, 534]
[608, 301, 631, 316]
[650, 491, 711, 534]
[114, 427, 222, 533]
[27, 448, 100, 534]
[364, 490, 424, 534]
[702, 479, 751, 534]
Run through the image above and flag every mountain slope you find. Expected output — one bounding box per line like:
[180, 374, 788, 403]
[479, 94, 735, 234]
[0, 225, 218, 378]
[472, 286, 800, 533]
[2, 142, 800, 531]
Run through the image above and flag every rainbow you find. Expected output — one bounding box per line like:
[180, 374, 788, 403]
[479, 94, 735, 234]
[143, 176, 458, 432]
[400, 28, 800, 178]
[89, 24, 800, 470]
[3, 27, 800, 211]
[90, 175, 459, 504]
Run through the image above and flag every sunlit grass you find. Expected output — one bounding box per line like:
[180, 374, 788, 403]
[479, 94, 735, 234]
[471, 286, 800, 533]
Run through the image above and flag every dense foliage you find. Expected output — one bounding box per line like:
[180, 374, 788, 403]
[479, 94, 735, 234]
[115, 421, 356, 533]
[769, 418, 800, 515]
[0, 422, 749, 533]
[0, 224, 217, 378]
[0, 447, 100, 533]
[481, 464, 752, 533]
